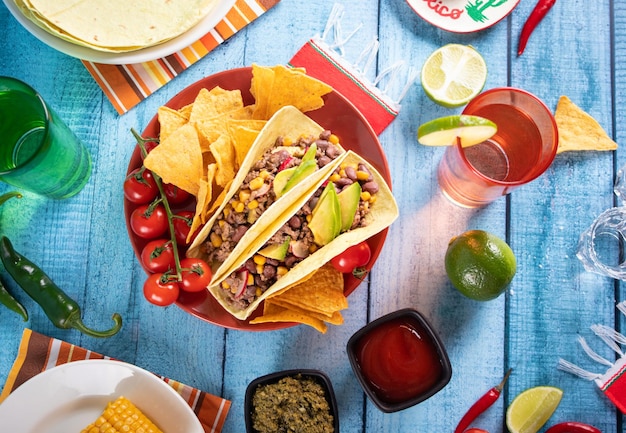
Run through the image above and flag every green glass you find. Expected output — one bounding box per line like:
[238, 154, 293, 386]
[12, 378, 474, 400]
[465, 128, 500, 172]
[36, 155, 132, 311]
[0, 77, 91, 199]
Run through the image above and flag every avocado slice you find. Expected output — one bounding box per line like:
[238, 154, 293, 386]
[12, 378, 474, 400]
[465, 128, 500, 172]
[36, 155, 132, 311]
[337, 182, 362, 232]
[273, 166, 297, 197]
[308, 183, 341, 246]
[258, 236, 291, 260]
[280, 159, 316, 197]
[278, 143, 318, 197]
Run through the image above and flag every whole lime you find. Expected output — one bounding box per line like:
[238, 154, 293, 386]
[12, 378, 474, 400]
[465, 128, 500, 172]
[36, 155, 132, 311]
[444, 230, 516, 301]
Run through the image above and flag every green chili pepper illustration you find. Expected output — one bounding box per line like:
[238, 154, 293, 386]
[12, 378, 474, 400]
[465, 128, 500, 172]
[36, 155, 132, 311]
[0, 236, 122, 338]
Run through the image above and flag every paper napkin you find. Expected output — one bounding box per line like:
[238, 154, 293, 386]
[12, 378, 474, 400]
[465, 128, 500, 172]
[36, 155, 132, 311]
[0, 329, 231, 433]
[83, 0, 280, 115]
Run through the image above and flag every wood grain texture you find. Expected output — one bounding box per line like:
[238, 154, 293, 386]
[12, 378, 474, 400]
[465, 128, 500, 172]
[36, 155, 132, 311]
[0, 0, 624, 431]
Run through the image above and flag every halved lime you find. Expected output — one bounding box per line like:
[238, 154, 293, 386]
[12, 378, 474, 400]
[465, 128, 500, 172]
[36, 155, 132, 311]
[421, 44, 487, 108]
[506, 386, 563, 433]
[417, 115, 497, 147]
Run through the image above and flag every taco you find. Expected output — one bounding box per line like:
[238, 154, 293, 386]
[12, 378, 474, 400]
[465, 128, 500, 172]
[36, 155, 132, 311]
[205, 150, 398, 320]
[187, 105, 346, 272]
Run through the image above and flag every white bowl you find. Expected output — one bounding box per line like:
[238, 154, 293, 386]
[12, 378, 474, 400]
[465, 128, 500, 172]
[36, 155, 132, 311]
[0, 359, 204, 433]
[406, 0, 520, 33]
[2, 0, 236, 64]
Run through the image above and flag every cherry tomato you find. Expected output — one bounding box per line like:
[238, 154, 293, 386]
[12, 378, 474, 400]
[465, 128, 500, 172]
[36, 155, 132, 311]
[140, 239, 175, 273]
[164, 183, 192, 205]
[123, 168, 158, 204]
[331, 241, 372, 275]
[143, 273, 180, 306]
[142, 140, 159, 156]
[173, 211, 197, 246]
[130, 203, 168, 239]
[179, 258, 212, 292]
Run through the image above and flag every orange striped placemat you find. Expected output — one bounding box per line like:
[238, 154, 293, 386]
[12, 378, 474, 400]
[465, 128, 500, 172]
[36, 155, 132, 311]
[0, 329, 231, 433]
[82, 0, 280, 115]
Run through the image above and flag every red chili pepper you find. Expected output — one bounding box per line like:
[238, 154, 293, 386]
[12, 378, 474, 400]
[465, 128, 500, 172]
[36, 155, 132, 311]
[454, 369, 512, 433]
[517, 0, 557, 56]
[544, 422, 602, 433]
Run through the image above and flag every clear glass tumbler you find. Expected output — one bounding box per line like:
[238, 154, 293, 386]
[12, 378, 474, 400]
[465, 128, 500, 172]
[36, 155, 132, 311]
[0, 77, 91, 199]
[437, 87, 558, 208]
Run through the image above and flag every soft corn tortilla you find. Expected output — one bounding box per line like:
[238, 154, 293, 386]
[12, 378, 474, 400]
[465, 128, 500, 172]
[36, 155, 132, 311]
[208, 150, 399, 320]
[187, 106, 346, 267]
[15, 0, 219, 51]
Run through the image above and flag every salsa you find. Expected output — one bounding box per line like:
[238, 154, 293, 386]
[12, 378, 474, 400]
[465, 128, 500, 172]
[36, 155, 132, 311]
[354, 316, 445, 403]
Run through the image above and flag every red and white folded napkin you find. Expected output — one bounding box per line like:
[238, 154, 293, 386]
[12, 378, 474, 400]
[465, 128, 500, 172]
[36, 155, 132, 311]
[0, 329, 231, 433]
[558, 300, 626, 413]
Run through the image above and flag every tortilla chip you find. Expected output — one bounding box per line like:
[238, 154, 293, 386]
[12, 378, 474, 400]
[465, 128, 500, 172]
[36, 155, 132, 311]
[188, 87, 244, 123]
[267, 65, 332, 117]
[210, 135, 237, 188]
[228, 120, 266, 166]
[143, 123, 203, 196]
[250, 302, 328, 333]
[555, 95, 618, 154]
[157, 106, 188, 142]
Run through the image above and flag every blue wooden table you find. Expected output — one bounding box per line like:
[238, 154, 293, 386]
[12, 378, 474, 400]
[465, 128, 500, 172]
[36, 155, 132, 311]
[0, 1, 622, 432]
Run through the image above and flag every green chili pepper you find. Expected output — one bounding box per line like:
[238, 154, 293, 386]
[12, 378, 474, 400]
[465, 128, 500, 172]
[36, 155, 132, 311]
[0, 236, 122, 338]
[0, 274, 28, 321]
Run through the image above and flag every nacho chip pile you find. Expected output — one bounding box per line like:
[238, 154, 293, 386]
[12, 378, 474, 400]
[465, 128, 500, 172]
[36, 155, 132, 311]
[142, 64, 333, 243]
[250, 264, 348, 333]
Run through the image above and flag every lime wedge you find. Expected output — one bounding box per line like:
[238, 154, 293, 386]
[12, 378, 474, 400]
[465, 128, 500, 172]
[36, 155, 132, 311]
[506, 386, 563, 433]
[417, 115, 497, 147]
[421, 44, 487, 108]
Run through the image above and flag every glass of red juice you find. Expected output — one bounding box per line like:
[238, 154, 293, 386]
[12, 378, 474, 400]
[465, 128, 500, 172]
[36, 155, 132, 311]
[346, 308, 452, 413]
[437, 87, 558, 208]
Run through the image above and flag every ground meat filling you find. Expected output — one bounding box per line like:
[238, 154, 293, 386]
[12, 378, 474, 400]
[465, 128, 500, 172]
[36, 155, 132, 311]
[221, 159, 379, 311]
[202, 130, 342, 266]
[251, 375, 334, 433]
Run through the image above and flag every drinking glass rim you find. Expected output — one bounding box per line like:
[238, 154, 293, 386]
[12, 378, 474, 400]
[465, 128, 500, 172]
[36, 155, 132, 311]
[456, 86, 559, 186]
[0, 76, 51, 175]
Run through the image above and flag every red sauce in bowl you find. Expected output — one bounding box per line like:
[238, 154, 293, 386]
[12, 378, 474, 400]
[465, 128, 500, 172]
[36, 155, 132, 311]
[354, 316, 445, 403]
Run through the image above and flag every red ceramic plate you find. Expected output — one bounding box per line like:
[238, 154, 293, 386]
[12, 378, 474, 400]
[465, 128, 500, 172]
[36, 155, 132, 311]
[124, 67, 392, 331]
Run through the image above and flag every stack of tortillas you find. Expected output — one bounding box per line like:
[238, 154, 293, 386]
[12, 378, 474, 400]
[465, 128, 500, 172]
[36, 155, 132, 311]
[14, 0, 219, 52]
[555, 95, 618, 154]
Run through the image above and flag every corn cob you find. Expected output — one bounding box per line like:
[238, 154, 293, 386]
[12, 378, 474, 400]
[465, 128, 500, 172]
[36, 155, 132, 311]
[81, 395, 163, 433]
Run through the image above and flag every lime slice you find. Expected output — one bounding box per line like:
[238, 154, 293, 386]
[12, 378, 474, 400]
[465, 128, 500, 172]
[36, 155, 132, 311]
[506, 386, 563, 433]
[417, 115, 497, 147]
[421, 44, 487, 108]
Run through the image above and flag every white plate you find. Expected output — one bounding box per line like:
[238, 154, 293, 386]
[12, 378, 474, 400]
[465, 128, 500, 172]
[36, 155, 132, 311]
[406, 0, 520, 33]
[0, 359, 204, 433]
[2, 0, 236, 64]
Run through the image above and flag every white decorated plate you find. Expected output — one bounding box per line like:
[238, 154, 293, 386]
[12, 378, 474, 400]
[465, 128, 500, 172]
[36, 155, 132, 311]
[0, 359, 203, 433]
[406, 0, 520, 33]
[2, 0, 236, 64]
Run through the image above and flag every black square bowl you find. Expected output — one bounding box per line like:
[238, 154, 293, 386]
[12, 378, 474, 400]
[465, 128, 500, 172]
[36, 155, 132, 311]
[244, 369, 340, 433]
[346, 308, 452, 413]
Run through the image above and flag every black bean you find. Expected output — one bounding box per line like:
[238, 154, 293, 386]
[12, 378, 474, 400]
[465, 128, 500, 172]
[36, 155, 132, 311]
[232, 225, 248, 242]
[263, 265, 277, 279]
[288, 216, 302, 229]
[315, 139, 330, 150]
[335, 177, 354, 187]
[319, 130, 332, 140]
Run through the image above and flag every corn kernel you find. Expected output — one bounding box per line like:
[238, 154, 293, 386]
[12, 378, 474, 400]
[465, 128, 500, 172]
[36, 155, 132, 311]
[218, 220, 225, 227]
[223, 207, 231, 218]
[247, 273, 255, 285]
[369, 195, 377, 205]
[210, 233, 222, 248]
[249, 177, 265, 190]
[283, 137, 293, 146]
[329, 134, 340, 144]
[255, 288, 263, 297]
[306, 214, 312, 223]
[260, 169, 271, 179]
[339, 169, 346, 177]
[256, 264, 264, 274]
[239, 189, 251, 202]
[253, 255, 266, 265]
[360, 191, 371, 201]
[248, 199, 259, 210]
[329, 173, 341, 183]
[234, 201, 245, 213]
[277, 266, 288, 276]
[309, 244, 318, 253]
[356, 170, 370, 181]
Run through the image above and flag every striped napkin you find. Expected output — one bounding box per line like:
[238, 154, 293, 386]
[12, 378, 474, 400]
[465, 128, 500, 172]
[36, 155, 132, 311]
[83, 0, 280, 115]
[0, 329, 231, 433]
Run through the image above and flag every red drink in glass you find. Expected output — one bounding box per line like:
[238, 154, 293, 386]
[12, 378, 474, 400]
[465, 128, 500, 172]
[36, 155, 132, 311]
[438, 88, 558, 208]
